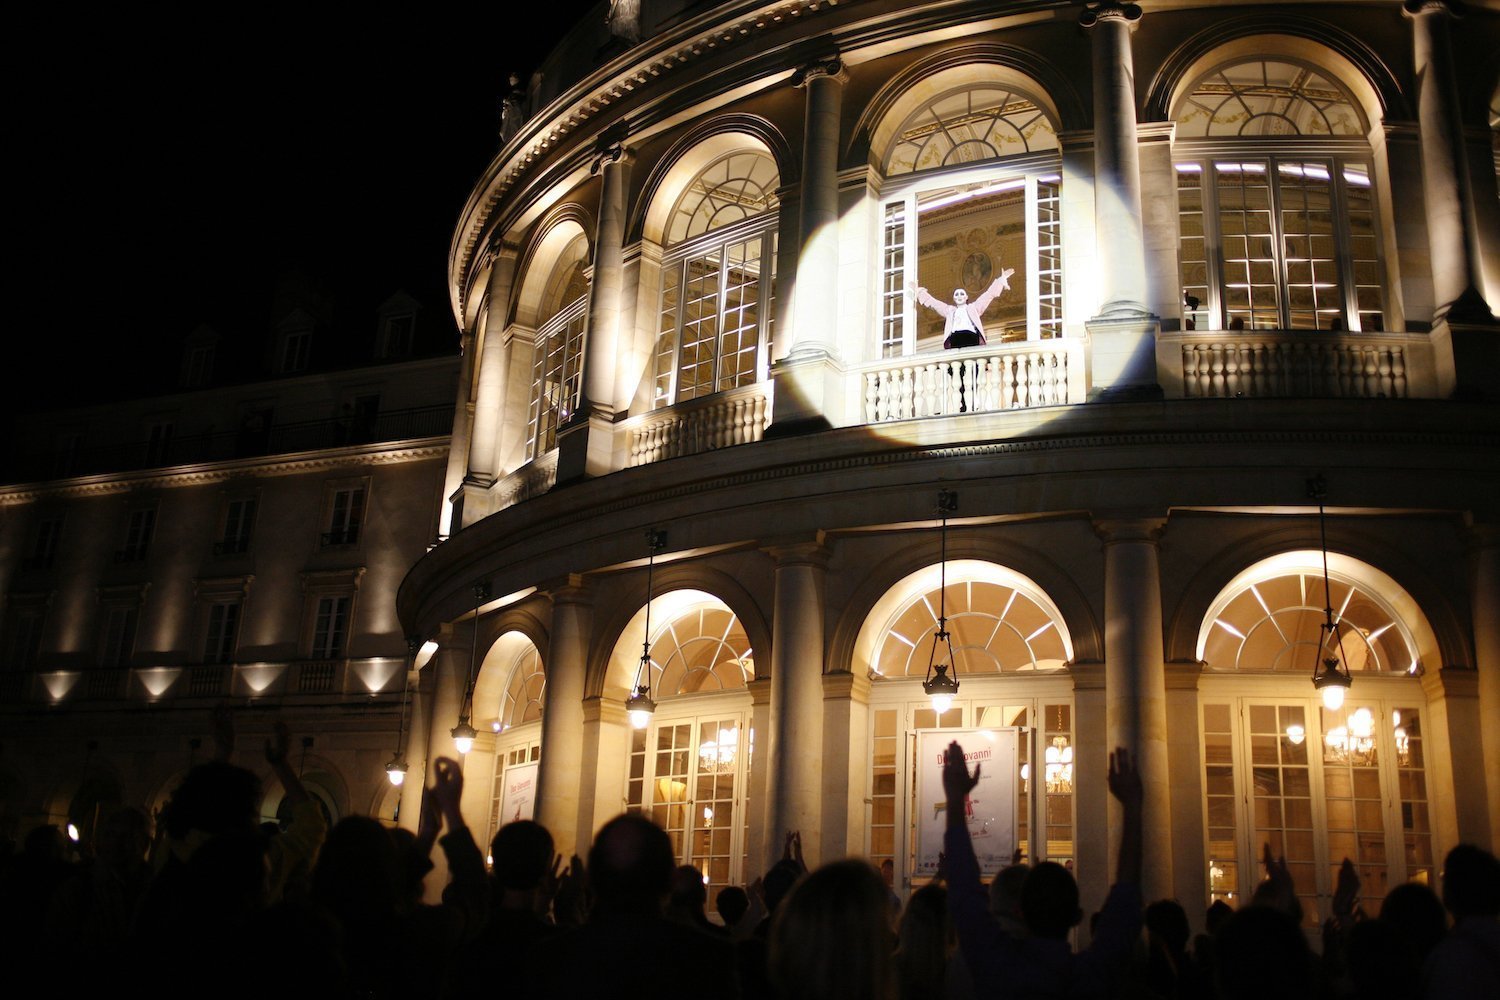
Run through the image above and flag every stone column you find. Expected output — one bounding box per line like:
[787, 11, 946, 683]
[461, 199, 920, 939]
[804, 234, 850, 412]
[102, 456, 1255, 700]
[419, 642, 470, 901]
[1081, 2, 1161, 400]
[536, 580, 590, 859]
[1470, 524, 1500, 851]
[458, 243, 520, 527]
[440, 325, 476, 540]
[771, 56, 848, 433]
[763, 543, 828, 868]
[574, 695, 631, 851]
[558, 144, 631, 481]
[1096, 516, 1172, 902]
[1405, 0, 1497, 396]
[1406, 1, 1492, 321]
[820, 669, 870, 862]
[396, 655, 435, 831]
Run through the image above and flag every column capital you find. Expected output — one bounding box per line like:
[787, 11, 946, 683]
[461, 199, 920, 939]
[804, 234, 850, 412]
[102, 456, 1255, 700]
[763, 538, 830, 568]
[1080, 1, 1142, 28]
[581, 694, 628, 726]
[482, 238, 521, 269]
[1402, 0, 1462, 19]
[591, 141, 632, 175]
[1093, 515, 1167, 544]
[540, 573, 592, 605]
[792, 55, 846, 88]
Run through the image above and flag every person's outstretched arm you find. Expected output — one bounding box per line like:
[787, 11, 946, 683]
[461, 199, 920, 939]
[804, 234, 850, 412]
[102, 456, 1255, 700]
[968, 268, 1016, 316]
[942, 741, 1008, 994]
[1108, 746, 1142, 887]
[910, 283, 954, 318]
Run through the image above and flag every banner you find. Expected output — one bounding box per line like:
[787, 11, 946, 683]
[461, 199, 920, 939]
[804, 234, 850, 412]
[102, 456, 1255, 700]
[913, 728, 1018, 877]
[500, 761, 538, 822]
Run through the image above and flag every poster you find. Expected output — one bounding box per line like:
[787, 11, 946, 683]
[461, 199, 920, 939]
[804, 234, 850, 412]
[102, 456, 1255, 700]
[913, 728, 1018, 877]
[500, 761, 538, 822]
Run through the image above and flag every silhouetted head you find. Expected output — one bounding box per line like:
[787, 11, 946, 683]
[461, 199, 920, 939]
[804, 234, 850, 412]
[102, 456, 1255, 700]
[1379, 881, 1446, 959]
[1144, 898, 1191, 956]
[96, 805, 151, 873]
[1204, 898, 1233, 934]
[670, 864, 708, 909]
[1215, 906, 1314, 1000]
[763, 857, 803, 913]
[717, 885, 750, 927]
[1441, 843, 1500, 920]
[770, 860, 896, 1000]
[588, 813, 674, 913]
[22, 824, 66, 861]
[1020, 861, 1081, 940]
[897, 883, 951, 969]
[313, 816, 404, 924]
[490, 819, 554, 892]
[162, 761, 260, 840]
[989, 863, 1029, 923]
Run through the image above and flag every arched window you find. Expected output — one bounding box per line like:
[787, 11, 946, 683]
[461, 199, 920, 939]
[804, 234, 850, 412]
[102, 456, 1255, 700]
[526, 231, 590, 459]
[1195, 553, 1433, 920]
[1173, 58, 1384, 333]
[652, 151, 780, 407]
[624, 598, 754, 908]
[860, 562, 1075, 878]
[499, 645, 547, 728]
[485, 639, 546, 844]
[878, 83, 1063, 356]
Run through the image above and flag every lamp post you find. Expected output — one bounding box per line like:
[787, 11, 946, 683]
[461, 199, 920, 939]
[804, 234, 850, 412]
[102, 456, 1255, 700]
[922, 490, 961, 713]
[385, 634, 419, 787]
[626, 528, 667, 729]
[1308, 476, 1353, 710]
[452, 581, 490, 754]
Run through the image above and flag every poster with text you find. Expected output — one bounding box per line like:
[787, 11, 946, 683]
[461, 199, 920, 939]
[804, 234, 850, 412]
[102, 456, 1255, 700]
[913, 728, 1018, 877]
[500, 761, 538, 822]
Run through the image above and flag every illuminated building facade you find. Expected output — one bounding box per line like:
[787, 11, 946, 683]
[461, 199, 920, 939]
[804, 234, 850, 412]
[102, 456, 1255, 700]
[407, 0, 1500, 925]
[0, 299, 457, 838]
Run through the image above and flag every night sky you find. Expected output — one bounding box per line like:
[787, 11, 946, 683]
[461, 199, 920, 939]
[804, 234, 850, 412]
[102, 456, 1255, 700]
[10, 2, 603, 416]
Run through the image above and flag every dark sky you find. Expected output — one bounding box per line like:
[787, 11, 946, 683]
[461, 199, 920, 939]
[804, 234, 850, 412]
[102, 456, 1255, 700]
[11, 2, 602, 414]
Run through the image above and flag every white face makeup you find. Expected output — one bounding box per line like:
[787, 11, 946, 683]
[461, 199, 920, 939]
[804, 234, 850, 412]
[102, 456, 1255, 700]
[953, 289, 968, 304]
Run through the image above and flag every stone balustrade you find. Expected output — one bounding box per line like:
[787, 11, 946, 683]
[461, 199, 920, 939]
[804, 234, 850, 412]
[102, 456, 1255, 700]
[1165, 331, 1439, 399]
[855, 340, 1084, 423]
[623, 384, 770, 467]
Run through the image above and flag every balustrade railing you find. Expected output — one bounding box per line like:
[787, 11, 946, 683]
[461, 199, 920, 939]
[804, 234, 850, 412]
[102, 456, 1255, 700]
[856, 340, 1081, 423]
[1172, 333, 1430, 399]
[625, 384, 770, 467]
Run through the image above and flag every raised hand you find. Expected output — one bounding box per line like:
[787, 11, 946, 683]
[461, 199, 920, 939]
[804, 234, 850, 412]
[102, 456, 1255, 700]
[943, 741, 981, 808]
[431, 757, 465, 830]
[264, 720, 291, 767]
[1107, 746, 1143, 810]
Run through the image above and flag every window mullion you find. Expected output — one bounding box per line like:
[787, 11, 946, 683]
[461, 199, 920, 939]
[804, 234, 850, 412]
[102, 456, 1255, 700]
[1330, 160, 1359, 332]
[1268, 161, 1291, 330]
[715, 238, 732, 392]
[669, 258, 686, 402]
[1203, 162, 1224, 331]
[1025, 176, 1040, 341]
[904, 193, 918, 356]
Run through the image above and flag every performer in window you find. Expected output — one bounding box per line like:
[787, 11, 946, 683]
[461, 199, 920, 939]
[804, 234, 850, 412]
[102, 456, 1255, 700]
[908, 268, 1014, 411]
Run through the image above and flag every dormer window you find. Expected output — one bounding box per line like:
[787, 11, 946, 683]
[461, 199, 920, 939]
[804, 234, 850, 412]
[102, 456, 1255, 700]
[381, 314, 415, 358]
[281, 331, 312, 373]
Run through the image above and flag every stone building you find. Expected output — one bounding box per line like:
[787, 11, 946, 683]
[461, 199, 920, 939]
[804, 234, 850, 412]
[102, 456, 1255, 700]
[0, 294, 457, 839]
[404, 0, 1500, 927]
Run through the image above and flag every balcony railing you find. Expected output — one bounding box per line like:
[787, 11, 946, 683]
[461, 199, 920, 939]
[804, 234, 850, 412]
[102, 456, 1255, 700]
[8, 404, 455, 483]
[1163, 331, 1439, 399]
[854, 339, 1086, 423]
[623, 384, 770, 467]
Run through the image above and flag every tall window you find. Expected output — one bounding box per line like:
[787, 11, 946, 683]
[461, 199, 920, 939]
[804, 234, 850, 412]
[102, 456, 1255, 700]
[311, 596, 351, 659]
[217, 498, 257, 555]
[652, 151, 779, 407]
[1174, 58, 1383, 332]
[323, 487, 366, 547]
[98, 607, 138, 668]
[625, 603, 755, 911]
[117, 507, 156, 563]
[1199, 559, 1431, 920]
[25, 516, 63, 571]
[526, 233, 590, 459]
[879, 85, 1062, 355]
[204, 602, 241, 665]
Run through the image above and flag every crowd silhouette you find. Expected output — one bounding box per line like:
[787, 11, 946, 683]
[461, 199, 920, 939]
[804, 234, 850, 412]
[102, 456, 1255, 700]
[2, 722, 1496, 999]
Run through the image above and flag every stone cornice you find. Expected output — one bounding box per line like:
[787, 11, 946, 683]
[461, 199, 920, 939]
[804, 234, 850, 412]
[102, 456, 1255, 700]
[0, 441, 449, 506]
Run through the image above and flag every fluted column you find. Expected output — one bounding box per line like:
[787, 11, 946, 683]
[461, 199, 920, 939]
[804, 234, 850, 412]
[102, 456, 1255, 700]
[763, 543, 828, 868]
[1096, 516, 1172, 902]
[771, 56, 847, 432]
[1405, 0, 1493, 322]
[1471, 524, 1500, 851]
[558, 143, 631, 480]
[1081, 3, 1160, 400]
[536, 580, 590, 858]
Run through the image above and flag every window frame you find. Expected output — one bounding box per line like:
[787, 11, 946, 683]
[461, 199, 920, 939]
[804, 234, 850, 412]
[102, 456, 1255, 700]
[1174, 140, 1385, 333]
[309, 594, 352, 660]
[217, 496, 258, 556]
[525, 295, 588, 460]
[321, 482, 368, 548]
[877, 152, 1065, 357]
